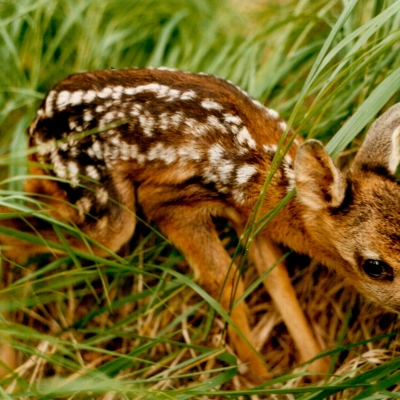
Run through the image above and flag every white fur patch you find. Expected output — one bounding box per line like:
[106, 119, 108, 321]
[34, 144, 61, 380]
[217, 161, 235, 184]
[232, 189, 246, 204]
[147, 143, 177, 164]
[86, 165, 101, 180]
[279, 121, 287, 132]
[68, 161, 80, 186]
[100, 111, 117, 126]
[171, 111, 184, 128]
[96, 187, 109, 204]
[112, 86, 124, 99]
[76, 196, 92, 216]
[139, 112, 155, 136]
[180, 90, 197, 101]
[207, 116, 228, 134]
[98, 87, 113, 99]
[176, 146, 201, 161]
[83, 110, 93, 122]
[237, 127, 256, 149]
[130, 104, 143, 117]
[208, 143, 225, 164]
[45, 90, 57, 117]
[70, 91, 85, 106]
[83, 90, 97, 103]
[236, 164, 257, 185]
[263, 144, 278, 154]
[267, 108, 279, 119]
[224, 113, 242, 125]
[56, 91, 72, 111]
[201, 99, 223, 111]
[184, 118, 209, 136]
[91, 141, 103, 159]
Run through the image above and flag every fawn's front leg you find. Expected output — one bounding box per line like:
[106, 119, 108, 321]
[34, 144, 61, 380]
[249, 234, 329, 374]
[138, 186, 270, 381]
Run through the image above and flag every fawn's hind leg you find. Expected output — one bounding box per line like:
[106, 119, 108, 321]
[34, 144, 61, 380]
[0, 203, 136, 262]
[138, 194, 270, 380]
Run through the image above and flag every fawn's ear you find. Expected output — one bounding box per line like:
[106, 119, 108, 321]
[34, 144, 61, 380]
[352, 103, 400, 177]
[294, 140, 347, 210]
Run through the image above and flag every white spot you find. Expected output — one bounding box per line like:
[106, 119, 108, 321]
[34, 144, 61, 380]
[96, 187, 109, 204]
[177, 145, 201, 161]
[98, 87, 113, 99]
[236, 164, 257, 185]
[83, 110, 93, 122]
[37, 108, 44, 117]
[70, 91, 85, 106]
[92, 141, 103, 159]
[237, 127, 256, 149]
[147, 143, 177, 164]
[201, 99, 223, 111]
[180, 90, 197, 101]
[263, 144, 278, 154]
[104, 141, 120, 160]
[45, 90, 57, 117]
[51, 151, 67, 179]
[208, 143, 225, 164]
[161, 147, 177, 164]
[279, 121, 287, 132]
[156, 85, 170, 98]
[217, 161, 235, 184]
[185, 118, 210, 136]
[56, 91, 72, 111]
[207, 116, 227, 134]
[159, 113, 171, 130]
[68, 161, 80, 186]
[112, 86, 124, 99]
[100, 111, 117, 126]
[83, 90, 97, 103]
[122, 83, 184, 102]
[147, 142, 164, 161]
[157, 66, 177, 72]
[139, 112, 155, 136]
[130, 104, 143, 117]
[170, 111, 184, 128]
[267, 107, 279, 119]
[233, 189, 246, 204]
[124, 87, 136, 96]
[224, 113, 242, 125]
[96, 105, 105, 113]
[76, 197, 92, 217]
[120, 141, 139, 161]
[252, 99, 265, 109]
[167, 89, 180, 101]
[86, 165, 101, 180]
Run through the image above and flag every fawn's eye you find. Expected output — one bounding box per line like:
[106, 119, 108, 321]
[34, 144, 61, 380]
[362, 259, 394, 281]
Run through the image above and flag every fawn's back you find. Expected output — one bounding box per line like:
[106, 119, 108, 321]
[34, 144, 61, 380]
[27, 68, 297, 252]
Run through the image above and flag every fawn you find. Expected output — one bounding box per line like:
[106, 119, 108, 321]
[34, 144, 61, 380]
[1, 68, 400, 381]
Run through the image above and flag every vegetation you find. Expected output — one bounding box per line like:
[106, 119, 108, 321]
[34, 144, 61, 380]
[1, 0, 400, 398]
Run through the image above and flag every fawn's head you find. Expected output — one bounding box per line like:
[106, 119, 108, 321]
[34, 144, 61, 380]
[294, 104, 400, 311]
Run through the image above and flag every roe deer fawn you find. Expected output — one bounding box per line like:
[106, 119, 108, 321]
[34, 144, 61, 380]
[1, 68, 400, 381]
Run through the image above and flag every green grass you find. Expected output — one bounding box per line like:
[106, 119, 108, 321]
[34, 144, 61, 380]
[1, 0, 400, 398]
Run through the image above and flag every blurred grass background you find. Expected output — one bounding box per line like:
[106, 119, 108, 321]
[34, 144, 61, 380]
[1, 0, 400, 398]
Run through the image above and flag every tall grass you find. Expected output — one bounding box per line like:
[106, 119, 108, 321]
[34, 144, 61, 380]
[1, 0, 400, 398]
